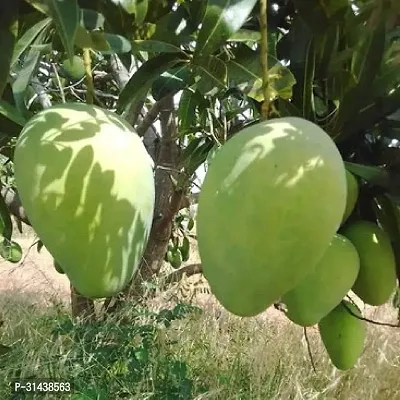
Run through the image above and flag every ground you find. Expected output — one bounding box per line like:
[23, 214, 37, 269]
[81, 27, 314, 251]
[1, 224, 397, 328]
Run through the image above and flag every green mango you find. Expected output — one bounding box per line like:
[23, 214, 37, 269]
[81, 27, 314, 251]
[282, 234, 360, 326]
[180, 237, 190, 261]
[341, 170, 359, 224]
[0, 240, 22, 263]
[170, 249, 183, 269]
[197, 117, 347, 317]
[14, 103, 155, 298]
[319, 301, 366, 370]
[61, 55, 85, 80]
[342, 220, 396, 305]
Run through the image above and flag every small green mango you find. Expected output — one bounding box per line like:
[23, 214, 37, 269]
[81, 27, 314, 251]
[61, 55, 85, 80]
[282, 234, 360, 326]
[170, 249, 183, 269]
[342, 220, 396, 305]
[319, 301, 365, 370]
[0, 240, 23, 263]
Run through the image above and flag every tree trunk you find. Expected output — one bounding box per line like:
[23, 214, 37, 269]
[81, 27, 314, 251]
[104, 95, 184, 313]
[70, 283, 96, 321]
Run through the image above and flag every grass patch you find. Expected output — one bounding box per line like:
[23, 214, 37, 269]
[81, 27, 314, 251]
[0, 293, 399, 399]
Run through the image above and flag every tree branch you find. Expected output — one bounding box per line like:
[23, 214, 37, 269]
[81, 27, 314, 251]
[136, 98, 166, 137]
[1, 187, 30, 225]
[160, 263, 203, 289]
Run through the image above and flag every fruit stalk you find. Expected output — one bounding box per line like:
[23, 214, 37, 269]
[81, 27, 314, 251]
[83, 48, 94, 105]
[259, 0, 270, 119]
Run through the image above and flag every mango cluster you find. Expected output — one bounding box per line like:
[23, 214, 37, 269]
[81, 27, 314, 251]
[197, 116, 398, 371]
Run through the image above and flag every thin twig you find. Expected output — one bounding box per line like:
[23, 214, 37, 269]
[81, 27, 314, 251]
[259, 0, 270, 119]
[303, 327, 317, 373]
[342, 299, 399, 328]
[51, 63, 65, 103]
[83, 49, 94, 105]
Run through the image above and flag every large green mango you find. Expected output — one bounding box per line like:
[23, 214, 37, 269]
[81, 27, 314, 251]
[14, 102, 155, 298]
[282, 234, 360, 326]
[197, 117, 347, 317]
[342, 220, 397, 305]
[319, 300, 366, 370]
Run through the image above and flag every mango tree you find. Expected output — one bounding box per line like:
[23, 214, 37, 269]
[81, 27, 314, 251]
[1, 0, 400, 370]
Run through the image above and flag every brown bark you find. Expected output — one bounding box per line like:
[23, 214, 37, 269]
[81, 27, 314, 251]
[70, 283, 96, 322]
[129, 94, 184, 297]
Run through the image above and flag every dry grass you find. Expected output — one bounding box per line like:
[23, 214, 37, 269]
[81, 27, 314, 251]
[0, 226, 399, 398]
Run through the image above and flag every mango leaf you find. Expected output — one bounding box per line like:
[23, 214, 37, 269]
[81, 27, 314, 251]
[193, 56, 228, 96]
[90, 32, 132, 54]
[117, 53, 188, 113]
[315, 23, 340, 78]
[131, 40, 184, 54]
[178, 89, 203, 134]
[228, 29, 261, 42]
[181, 137, 214, 176]
[332, 6, 386, 138]
[339, 86, 400, 142]
[289, 18, 316, 121]
[46, 0, 79, 62]
[227, 46, 295, 102]
[80, 8, 105, 31]
[371, 194, 400, 279]
[0, 101, 27, 127]
[291, 0, 350, 33]
[0, 192, 12, 241]
[110, 0, 148, 24]
[24, 0, 49, 14]
[12, 28, 49, 116]
[150, 5, 196, 46]
[276, 98, 301, 118]
[11, 17, 52, 69]
[151, 65, 191, 101]
[0, 2, 19, 100]
[344, 162, 390, 187]
[194, 0, 258, 60]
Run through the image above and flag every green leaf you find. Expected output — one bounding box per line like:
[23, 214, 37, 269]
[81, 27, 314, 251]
[0, 101, 27, 127]
[228, 29, 261, 42]
[276, 98, 301, 118]
[194, 0, 258, 60]
[344, 162, 390, 186]
[291, 0, 350, 33]
[12, 29, 48, 116]
[110, 0, 149, 24]
[151, 65, 191, 101]
[178, 89, 202, 134]
[331, 6, 386, 137]
[0, 193, 12, 240]
[80, 8, 105, 31]
[89, 32, 132, 54]
[226, 46, 295, 102]
[131, 40, 184, 54]
[350, 12, 386, 86]
[46, 0, 80, 62]
[150, 5, 196, 46]
[117, 53, 188, 113]
[193, 55, 228, 96]
[11, 17, 52, 69]
[289, 18, 316, 121]
[0, 2, 19, 100]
